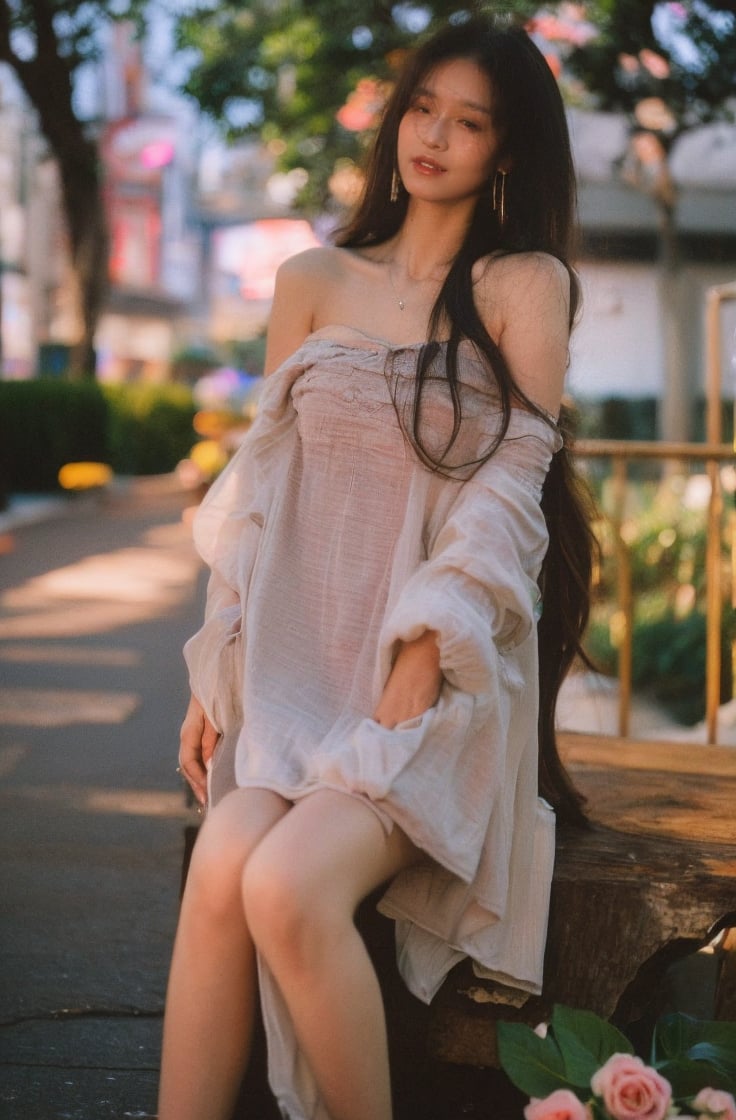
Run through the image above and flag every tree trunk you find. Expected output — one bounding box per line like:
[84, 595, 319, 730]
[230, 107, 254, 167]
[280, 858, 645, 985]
[0, 3, 109, 379]
[25, 91, 108, 381]
[58, 145, 109, 380]
[657, 196, 690, 443]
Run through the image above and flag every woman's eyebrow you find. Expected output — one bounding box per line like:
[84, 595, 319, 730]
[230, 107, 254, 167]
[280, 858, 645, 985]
[414, 84, 492, 115]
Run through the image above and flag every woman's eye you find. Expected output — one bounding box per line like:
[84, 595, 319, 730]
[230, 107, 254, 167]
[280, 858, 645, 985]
[460, 119, 481, 131]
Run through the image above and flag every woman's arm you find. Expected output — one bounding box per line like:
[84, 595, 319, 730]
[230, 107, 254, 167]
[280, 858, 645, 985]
[373, 630, 442, 728]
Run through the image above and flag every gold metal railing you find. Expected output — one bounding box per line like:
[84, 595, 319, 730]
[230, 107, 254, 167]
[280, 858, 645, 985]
[574, 439, 733, 741]
[572, 281, 736, 745]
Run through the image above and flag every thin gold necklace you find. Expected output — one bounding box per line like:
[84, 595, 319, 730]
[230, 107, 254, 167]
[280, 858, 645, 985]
[387, 264, 406, 311]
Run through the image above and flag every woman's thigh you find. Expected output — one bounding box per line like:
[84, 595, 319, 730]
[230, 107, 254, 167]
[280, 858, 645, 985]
[242, 790, 421, 941]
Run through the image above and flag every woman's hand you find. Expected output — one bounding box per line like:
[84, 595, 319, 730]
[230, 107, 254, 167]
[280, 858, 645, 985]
[373, 630, 442, 728]
[178, 694, 219, 808]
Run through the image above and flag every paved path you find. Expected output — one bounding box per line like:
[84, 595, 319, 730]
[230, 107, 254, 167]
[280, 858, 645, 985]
[0, 478, 204, 1120]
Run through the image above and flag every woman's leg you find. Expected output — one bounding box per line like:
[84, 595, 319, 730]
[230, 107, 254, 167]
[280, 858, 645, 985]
[242, 790, 421, 1120]
[157, 786, 290, 1120]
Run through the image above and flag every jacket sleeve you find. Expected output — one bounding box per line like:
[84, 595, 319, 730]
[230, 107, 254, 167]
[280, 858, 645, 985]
[182, 353, 305, 727]
[182, 469, 249, 730]
[380, 434, 554, 695]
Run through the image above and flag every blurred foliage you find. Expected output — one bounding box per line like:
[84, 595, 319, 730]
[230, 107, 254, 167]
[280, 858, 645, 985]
[173, 0, 536, 212]
[0, 0, 148, 72]
[170, 344, 223, 385]
[584, 472, 735, 725]
[567, 1, 736, 138]
[173, 1, 736, 213]
[103, 383, 197, 476]
[223, 335, 269, 377]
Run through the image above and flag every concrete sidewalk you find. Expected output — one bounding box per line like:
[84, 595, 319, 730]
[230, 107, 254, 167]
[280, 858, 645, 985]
[0, 476, 204, 1120]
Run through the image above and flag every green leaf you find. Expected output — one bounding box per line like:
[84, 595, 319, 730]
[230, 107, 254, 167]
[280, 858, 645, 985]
[653, 1013, 736, 1070]
[656, 1056, 733, 1099]
[652, 1016, 736, 1095]
[552, 1024, 602, 1088]
[686, 1041, 736, 1088]
[497, 1021, 574, 1098]
[551, 1005, 634, 1064]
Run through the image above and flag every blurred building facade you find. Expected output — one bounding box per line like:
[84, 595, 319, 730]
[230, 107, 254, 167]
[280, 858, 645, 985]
[567, 109, 736, 422]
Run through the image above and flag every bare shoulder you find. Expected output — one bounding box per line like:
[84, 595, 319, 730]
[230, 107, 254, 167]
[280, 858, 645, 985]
[473, 250, 570, 325]
[266, 247, 349, 374]
[275, 244, 344, 282]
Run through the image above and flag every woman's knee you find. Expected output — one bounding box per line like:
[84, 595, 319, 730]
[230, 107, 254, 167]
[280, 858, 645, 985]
[185, 790, 286, 922]
[242, 846, 347, 973]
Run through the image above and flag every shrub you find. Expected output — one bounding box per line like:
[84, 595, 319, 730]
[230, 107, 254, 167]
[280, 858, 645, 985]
[0, 378, 198, 492]
[103, 383, 197, 475]
[0, 379, 108, 492]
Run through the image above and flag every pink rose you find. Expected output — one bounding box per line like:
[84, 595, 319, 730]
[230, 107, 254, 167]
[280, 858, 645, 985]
[693, 1088, 736, 1120]
[524, 1089, 590, 1120]
[591, 1054, 672, 1120]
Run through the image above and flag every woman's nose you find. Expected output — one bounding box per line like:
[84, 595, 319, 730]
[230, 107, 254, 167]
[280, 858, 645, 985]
[419, 115, 448, 149]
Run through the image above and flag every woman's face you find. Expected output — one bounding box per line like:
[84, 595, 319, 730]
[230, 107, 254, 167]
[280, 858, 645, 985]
[397, 58, 504, 206]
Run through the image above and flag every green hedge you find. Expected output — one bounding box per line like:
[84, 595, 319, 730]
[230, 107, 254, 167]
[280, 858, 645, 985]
[0, 378, 197, 493]
[0, 379, 109, 493]
[102, 383, 196, 476]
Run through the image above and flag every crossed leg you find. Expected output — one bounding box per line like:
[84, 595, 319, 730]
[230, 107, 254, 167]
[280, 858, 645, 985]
[158, 786, 420, 1120]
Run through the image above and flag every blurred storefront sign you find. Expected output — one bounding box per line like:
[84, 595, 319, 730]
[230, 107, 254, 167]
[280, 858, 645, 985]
[212, 219, 320, 301]
[102, 116, 177, 290]
[207, 218, 321, 344]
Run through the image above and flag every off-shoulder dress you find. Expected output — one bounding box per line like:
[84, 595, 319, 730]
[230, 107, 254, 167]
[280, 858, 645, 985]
[183, 325, 561, 1120]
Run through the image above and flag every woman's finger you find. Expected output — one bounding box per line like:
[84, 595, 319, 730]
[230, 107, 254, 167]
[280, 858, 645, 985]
[201, 716, 220, 765]
[178, 706, 208, 807]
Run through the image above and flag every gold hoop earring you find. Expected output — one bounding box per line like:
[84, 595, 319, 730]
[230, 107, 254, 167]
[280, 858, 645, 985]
[492, 169, 507, 226]
[390, 168, 400, 203]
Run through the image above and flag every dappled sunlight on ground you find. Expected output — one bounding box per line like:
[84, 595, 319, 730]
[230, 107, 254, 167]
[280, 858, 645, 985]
[3, 548, 196, 605]
[1, 782, 194, 819]
[0, 686, 139, 726]
[0, 643, 141, 667]
[0, 522, 201, 641]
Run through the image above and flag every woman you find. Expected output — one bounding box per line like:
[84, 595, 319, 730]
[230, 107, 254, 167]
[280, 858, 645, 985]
[159, 16, 594, 1120]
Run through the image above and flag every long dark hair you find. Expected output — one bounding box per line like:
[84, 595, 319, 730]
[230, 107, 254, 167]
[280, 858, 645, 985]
[337, 17, 596, 827]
